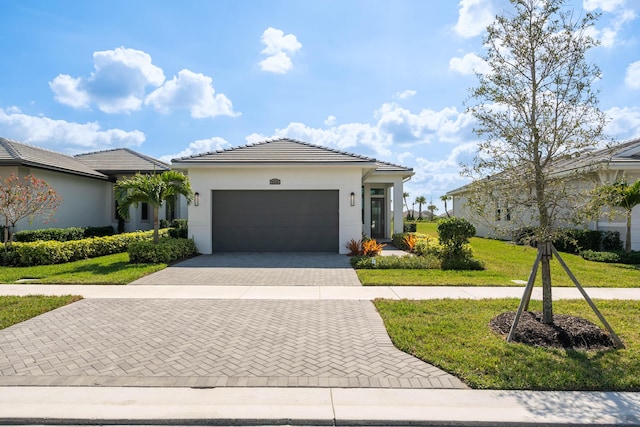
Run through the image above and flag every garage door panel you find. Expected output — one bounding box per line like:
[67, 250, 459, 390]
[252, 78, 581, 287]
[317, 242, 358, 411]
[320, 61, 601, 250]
[212, 190, 338, 252]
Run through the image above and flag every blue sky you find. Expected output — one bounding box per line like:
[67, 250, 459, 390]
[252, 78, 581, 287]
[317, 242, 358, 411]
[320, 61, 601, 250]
[1, 0, 639, 212]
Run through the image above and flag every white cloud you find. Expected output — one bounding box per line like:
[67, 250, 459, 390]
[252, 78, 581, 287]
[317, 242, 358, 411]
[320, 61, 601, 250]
[605, 107, 640, 140]
[583, 0, 637, 48]
[145, 69, 239, 119]
[249, 102, 474, 160]
[395, 90, 417, 99]
[625, 61, 640, 89]
[49, 47, 165, 114]
[159, 136, 229, 163]
[324, 115, 336, 126]
[453, 0, 494, 38]
[0, 108, 145, 153]
[449, 52, 491, 75]
[259, 27, 302, 74]
[583, 0, 628, 13]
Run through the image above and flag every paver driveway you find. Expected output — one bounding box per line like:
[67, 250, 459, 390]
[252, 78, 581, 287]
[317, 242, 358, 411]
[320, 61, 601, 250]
[0, 253, 467, 389]
[0, 299, 466, 388]
[130, 253, 362, 286]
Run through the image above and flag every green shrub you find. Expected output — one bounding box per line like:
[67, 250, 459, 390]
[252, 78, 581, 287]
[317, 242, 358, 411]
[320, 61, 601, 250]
[84, 226, 115, 237]
[14, 227, 85, 242]
[602, 231, 623, 251]
[128, 238, 198, 264]
[413, 239, 442, 257]
[403, 222, 417, 232]
[10, 229, 168, 266]
[350, 254, 440, 269]
[392, 233, 409, 250]
[437, 217, 484, 270]
[580, 250, 621, 263]
[580, 249, 640, 264]
[13, 226, 115, 242]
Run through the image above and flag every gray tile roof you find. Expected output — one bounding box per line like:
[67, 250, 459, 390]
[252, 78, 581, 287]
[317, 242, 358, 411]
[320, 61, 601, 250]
[75, 148, 171, 175]
[172, 138, 413, 174]
[0, 137, 107, 179]
[447, 136, 640, 195]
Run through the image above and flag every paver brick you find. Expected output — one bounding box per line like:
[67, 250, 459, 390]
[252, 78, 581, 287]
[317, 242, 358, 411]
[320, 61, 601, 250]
[0, 298, 466, 389]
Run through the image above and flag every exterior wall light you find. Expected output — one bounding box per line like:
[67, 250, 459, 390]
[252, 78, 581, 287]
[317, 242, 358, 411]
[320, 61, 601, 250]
[194, 192, 200, 206]
[350, 192, 355, 206]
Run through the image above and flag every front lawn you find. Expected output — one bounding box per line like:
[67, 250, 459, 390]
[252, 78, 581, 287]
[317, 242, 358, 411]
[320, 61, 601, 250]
[375, 298, 640, 391]
[0, 295, 82, 329]
[360, 222, 640, 287]
[0, 253, 167, 285]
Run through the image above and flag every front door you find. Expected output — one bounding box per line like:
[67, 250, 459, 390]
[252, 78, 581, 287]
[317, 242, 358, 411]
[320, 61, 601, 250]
[371, 198, 385, 239]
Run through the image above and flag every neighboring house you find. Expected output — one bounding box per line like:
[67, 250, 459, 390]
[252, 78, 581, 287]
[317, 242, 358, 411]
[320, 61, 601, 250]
[403, 209, 427, 219]
[0, 137, 178, 234]
[75, 148, 182, 232]
[447, 136, 640, 250]
[172, 138, 414, 254]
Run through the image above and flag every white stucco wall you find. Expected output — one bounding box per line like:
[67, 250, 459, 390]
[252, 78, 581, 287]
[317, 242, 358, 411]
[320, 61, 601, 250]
[185, 165, 364, 254]
[2, 167, 112, 231]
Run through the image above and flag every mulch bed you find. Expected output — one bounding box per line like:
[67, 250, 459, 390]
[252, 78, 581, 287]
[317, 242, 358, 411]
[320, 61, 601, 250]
[490, 311, 616, 350]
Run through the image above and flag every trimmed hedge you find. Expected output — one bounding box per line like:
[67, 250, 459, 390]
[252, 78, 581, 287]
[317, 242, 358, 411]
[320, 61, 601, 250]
[4, 229, 168, 266]
[513, 227, 623, 253]
[350, 254, 440, 269]
[14, 226, 115, 242]
[581, 249, 640, 264]
[128, 238, 198, 264]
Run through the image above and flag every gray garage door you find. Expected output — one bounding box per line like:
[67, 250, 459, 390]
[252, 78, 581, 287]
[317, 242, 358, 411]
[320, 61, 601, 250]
[212, 190, 339, 252]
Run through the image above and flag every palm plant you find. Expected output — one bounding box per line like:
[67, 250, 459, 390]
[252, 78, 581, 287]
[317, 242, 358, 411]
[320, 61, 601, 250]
[415, 196, 426, 220]
[403, 192, 410, 217]
[597, 179, 640, 253]
[115, 171, 194, 244]
[440, 195, 452, 218]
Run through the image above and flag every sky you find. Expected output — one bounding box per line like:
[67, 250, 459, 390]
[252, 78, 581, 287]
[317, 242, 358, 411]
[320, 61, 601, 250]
[1, 0, 640, 212]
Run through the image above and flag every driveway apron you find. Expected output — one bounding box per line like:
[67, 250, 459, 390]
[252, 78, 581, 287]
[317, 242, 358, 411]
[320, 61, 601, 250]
[0, 253, 467, 389]
[130, 253, 362, 286]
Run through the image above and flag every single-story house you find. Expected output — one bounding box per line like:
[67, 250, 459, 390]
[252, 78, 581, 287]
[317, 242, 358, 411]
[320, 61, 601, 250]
[0, 137, 178, 234]
[2, 137, 413, 254]
[172, 138, 414, 254]
[447, 136, 640, 250]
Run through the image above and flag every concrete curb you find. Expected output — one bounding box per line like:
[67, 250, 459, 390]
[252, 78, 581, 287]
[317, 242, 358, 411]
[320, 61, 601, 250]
[0, 387, 639, 426]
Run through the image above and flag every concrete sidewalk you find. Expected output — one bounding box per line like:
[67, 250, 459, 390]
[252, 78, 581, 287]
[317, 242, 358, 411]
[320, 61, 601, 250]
[0, 386, 639, 426]
[2, 284, 640, 300]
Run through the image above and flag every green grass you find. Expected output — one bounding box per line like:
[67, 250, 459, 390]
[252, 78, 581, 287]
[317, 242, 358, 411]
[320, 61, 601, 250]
[375, 298, 640, 391]
[0, 253, 167, 285]
[0, 295, 82, 329]
[361, 222, 640, 287]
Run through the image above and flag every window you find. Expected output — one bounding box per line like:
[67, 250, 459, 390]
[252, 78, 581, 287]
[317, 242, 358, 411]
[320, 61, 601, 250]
[141, 202, 149, 221]
[370, 188, 385, 196]
[495, 201, 511, 221]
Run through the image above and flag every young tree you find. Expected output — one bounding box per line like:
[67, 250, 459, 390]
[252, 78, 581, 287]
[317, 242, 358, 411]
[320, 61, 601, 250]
[440, 195, 452, 218]
[596, 179, 640, 253]
[0, 174, 62, 248]
[426, 202, 438, 221]
[402, 192, 410, 217]
[115, 171, 194, 244]
[415, 196, 426, 220]
[464, 0, 606, 324]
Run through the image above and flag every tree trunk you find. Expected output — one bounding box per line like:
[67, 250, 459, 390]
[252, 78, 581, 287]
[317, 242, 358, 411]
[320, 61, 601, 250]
[626, 210, 632, 253]
[153, 206, 159, 244]
[540, 242, 554, 325]
[3, 218, 8, 249]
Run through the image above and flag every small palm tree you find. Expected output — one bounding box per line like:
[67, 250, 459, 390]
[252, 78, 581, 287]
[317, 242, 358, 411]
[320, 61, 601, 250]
[440, 195, 452, 218]
[403, 192, 410, 217]
[115, 171, 194, 244]
[597, 179, 640, 253]
[427, 203, 438, 221]
[415, 196, 426, 220]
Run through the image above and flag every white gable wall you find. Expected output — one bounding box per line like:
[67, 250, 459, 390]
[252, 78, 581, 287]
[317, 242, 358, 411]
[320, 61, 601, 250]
[2, 166, 112, 231]
[186, 165, 363, 254]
